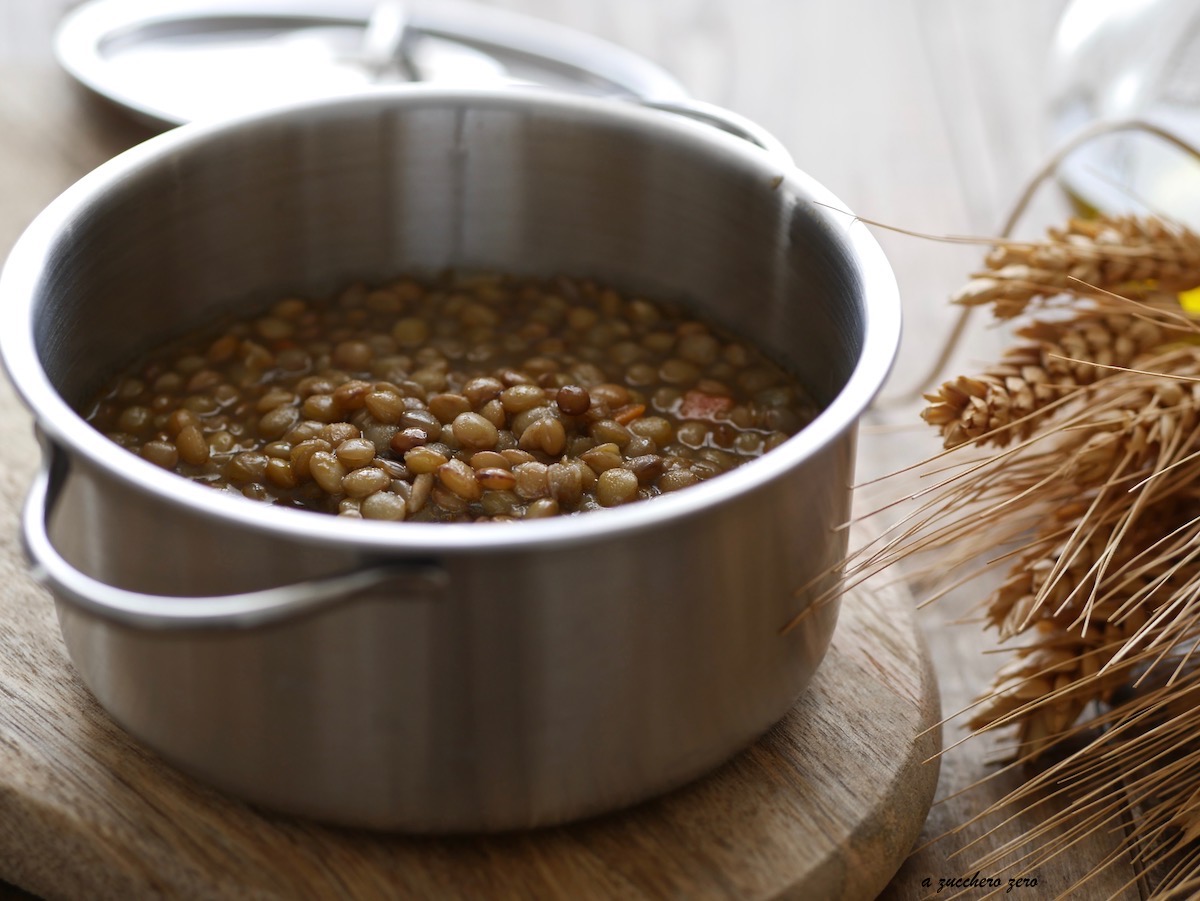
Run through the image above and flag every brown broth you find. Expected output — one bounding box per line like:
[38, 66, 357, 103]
[86, 272, 818, 522]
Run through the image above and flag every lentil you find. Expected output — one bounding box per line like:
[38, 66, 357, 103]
[335, 438, 377, 469]
[452, 412, 499, 451]
[290, 438, 331, 481]
[629, 415, 673, 446]
[518, 417, 567, 456]
[343, 466, 391, 498]
[118, 405, 153, 434]
[590, 419, 632, 447]
[431, 484, 469, 514]
[322, 422, 360, 445]
[659, 358, 700, 385]
[392, 317, 429, 347]
[500, 383, 545, 413]
[86, 273, 817, 522]
[244, 483, 271, 502]
[175, 425, 210, 466]
[676, 420, 708, 448]
[526, 497, 560, 518]
[308, 452, 347, 494]
[659, 469, 699, 492]
[266, 457, 299, 489]
[208, 431, 236, 454]
[476, 467, 517, 491]
[590, 383, 630, 408]
[626, 454, 666, 485]
[581, 444, 623, 473]
[437, 458, 483, 501]
[302, 394, 338, 422]
[186, 369, 222, 392]
[479, 398, 507, 428]
[166, 408, 199, 436]
[513, 461, 550, 499]
[404, 446, 448, 475]
[468, 450, 509, 470]
[258, 405, 299, 440]
[597, 468, 639, 507]
[546, 461, 584, 506]
[428, 393, 472, 424]
[364, 389, 405, 424]
[408, 472, 433, 514]
[480, 489, 520, 517]
[555, 384, 591, 416]
[463, 376, 504, 407]
[676, 331, 720, 365]
[332, 380, 371, 411]
[141, 440, 179, 469]
[361, 490, 407, 521]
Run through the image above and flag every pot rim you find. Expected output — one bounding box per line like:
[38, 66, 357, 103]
[0, 86, 900, 556]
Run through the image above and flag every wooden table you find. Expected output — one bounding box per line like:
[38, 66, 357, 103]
[0, 1, 1150, 897]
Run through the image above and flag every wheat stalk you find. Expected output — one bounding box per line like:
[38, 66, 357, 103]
[954, 216, 1200, 319]
[922, 310, 1189, 449]
[838, 202, 1200, 895]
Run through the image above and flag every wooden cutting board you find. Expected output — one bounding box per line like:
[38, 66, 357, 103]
[0, 422, 939, 901]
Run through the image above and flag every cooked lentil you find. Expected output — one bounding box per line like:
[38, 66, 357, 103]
[85, 273, 819, 522]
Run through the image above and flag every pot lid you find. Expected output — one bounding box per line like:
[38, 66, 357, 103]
[55, 0, 690, 130]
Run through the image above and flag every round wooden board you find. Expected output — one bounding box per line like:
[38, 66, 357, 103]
[0, 533, 940, 901]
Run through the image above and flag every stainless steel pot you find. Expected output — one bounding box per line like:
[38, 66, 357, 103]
[0, 88, 899, 832]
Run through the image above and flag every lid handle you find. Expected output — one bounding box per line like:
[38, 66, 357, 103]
[362, 0, 422, 82]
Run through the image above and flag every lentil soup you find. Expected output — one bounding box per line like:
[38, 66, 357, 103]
[85, 273, 818, 522]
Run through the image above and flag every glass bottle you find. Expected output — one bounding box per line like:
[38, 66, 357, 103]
[1050, 0, 1200, 226]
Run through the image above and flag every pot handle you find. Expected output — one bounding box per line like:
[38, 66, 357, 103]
[21, 448, 447, 631]
[638, 98, 795, 168]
